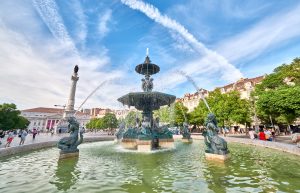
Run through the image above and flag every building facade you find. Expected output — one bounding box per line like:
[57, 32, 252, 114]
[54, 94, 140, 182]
[218, 76, 265, 100]
[177, 76, 265, 112]
[176, 89, 209, 112]
[21, 107, 90, 132]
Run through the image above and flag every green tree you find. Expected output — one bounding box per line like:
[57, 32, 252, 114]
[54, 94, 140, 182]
[253, 58, 300, 125]
[103, 113, 118, 129]
[0, 103, 30, 131]
[124, 111, 142, 127]
[189, 101, 207, 127]
[174, 102, 189, 126]
[189, 90, 251, 128]
[153, 106, 173, 124]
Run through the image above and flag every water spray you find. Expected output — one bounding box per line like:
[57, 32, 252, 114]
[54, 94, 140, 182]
[176, 70, 212, 113]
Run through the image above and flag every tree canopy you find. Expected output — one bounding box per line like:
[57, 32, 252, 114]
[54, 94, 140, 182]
[153, 105, 174, 125]
[189, 90, 251, 127]
[86, 113, 118, 130]
[253, 58, 300, 124]
[174, 102, 189, 126]
[0, 103, 30, 131]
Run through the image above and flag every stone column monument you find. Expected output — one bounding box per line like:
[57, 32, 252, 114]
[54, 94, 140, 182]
[57, 65, 83, 159]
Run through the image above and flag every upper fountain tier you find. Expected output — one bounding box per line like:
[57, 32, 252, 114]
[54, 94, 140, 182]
[118, 91, 175, 111]
[118, 54, 175, 111]
[135, 56, 160, 76]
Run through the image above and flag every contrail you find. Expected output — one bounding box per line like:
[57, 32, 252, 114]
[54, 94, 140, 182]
[121, 0, 243, 81]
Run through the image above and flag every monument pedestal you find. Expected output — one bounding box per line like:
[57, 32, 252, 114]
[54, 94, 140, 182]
[59, 150, 79, 159]
[137, 140, 152, 152]
[182, 138, 193, 143]
[121, 139, 137, 149]
[159, 138, 174, 149]
[205, 153, 230, 161]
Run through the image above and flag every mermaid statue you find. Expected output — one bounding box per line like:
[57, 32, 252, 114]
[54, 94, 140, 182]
[203, 113, 229, 155]
[58, 117, 83, 154]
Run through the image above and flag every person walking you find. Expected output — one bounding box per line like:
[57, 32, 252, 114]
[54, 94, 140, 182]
[5, 130, 14, 148]
[19, 129, 28, 145]
[32, 128, 38, 140]
[0, 129, 5, 145]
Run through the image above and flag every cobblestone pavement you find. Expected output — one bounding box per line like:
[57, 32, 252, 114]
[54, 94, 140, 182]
[0, 132, 112, 149]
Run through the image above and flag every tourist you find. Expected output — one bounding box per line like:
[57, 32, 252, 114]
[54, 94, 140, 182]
[265, 128, 272, 141]
[19, 129, 28, 145]
[249, 128, 256, 140]
[5, 130, 14, 148]
[0, 129, 5, 145]
[271, 128, 276, 141]
[32, 128, 38, 140]
[50, 128, 54, 136]
[258, 129, 266, 140]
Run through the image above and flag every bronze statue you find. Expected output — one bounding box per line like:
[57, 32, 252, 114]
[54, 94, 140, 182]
[58, 117, 83, 153]
[74, 65, 79, 73]
[203, 113, 229, 155]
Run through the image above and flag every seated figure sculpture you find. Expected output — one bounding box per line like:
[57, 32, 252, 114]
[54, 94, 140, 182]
[203, 113, 229, 155]
[182, 122, 191, 139]
[138, 117, 152, 140]
[116, 122, 125, 140]
[58, 117, 83, 153]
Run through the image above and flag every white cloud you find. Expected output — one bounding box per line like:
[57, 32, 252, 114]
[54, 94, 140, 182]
[0, 1, 129, 110]
[98, 9, 112, 38]
[68, 0, 87, 46]
[121, 0, 243, 90]
[217, 3, 300, 63]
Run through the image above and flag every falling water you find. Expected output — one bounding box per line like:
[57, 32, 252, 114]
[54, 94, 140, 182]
[176, 70, 212, 113]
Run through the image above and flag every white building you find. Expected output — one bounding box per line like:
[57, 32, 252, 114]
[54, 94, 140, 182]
[176, 89, 209, 112]
[21, 107, 90, 132]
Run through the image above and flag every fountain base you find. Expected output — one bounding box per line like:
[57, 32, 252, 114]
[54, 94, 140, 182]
[205, 153, 230, 161]
[137, 140, 152, 152]
[59, 150, 79, 159]
[182, 138, 193, 143]
[121, 139, 137, 149]
[159, 139, 175, 149]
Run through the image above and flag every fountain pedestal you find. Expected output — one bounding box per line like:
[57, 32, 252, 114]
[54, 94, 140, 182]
[137, 140, 152, 152]
[121, 139, 137, 149]
[59, 150, 79, 159]
[159, 139, 175, 149]
[205, 153, 230, 161]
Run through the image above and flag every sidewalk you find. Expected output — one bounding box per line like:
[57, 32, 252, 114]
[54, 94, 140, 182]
[0, 132, 113, 149]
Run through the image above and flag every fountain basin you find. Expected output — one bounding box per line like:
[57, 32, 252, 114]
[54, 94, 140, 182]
[1, 140, 300, 193]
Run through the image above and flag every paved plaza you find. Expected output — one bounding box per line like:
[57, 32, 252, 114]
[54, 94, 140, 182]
[0, 132, 112, 149]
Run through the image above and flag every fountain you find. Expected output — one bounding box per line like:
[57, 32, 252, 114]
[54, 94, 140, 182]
[118, 52, 176, 151]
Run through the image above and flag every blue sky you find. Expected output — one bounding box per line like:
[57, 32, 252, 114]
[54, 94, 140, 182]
[1, 0, 300, 110]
